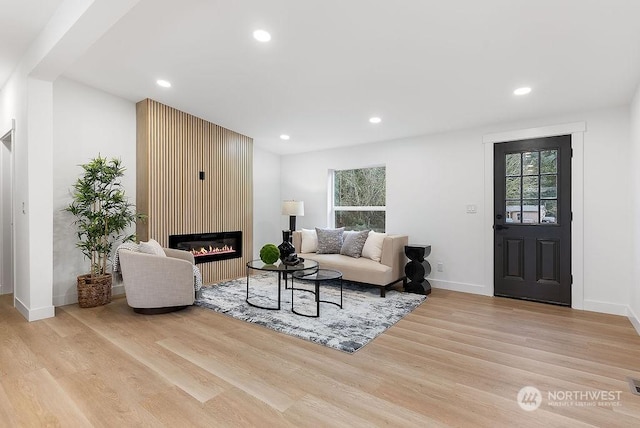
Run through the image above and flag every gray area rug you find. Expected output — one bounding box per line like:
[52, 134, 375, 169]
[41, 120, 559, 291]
[195, 273, 426, 353]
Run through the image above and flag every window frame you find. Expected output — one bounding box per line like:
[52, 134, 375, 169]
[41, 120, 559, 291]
[328, 165, 387, 231]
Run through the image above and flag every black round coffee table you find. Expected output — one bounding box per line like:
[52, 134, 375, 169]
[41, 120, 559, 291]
[291, 269, 343, 317]
[246, 259, 318, 310]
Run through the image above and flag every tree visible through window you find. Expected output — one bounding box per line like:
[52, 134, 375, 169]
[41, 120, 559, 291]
[332, 166, 385, 232]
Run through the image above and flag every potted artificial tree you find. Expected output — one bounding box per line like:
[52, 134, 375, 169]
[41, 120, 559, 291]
[65, 155, 143, 308]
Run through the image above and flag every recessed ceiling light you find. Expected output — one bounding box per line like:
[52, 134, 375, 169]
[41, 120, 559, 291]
[280, 134, 290, 140]
[156, 79, 171, 88]
[369, 117, 382, 124]
[253, 29, 271, 42]
[514, 87, 532, 95]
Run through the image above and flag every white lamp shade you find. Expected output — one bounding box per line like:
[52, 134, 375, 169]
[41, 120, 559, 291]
[282, 200, 304, 216]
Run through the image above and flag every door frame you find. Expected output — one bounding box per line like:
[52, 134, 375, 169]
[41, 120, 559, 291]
[0, 119, 16, 303]
[483, 122, 585, 309]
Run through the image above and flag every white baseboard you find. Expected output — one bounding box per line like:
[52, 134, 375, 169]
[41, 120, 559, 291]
[28, 305, 56, 321]
[430, 279, 492, 296]
[427, 281, 635, 321]
[14, 296, 29, 320]
[628, 306, 640, 336]
[14, 296, 55, 321]
[53, 284, 125, 307]
[582, 299, 628, 316]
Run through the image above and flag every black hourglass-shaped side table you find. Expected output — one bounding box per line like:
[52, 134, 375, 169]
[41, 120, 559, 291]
[403, 245, 432, 295]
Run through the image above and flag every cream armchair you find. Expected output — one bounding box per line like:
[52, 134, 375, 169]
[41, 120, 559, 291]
[119, 247, 196, 314]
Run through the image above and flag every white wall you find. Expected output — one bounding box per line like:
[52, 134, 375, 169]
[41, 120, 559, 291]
[630, 84, 640, 332]
[26, 78, 55, 318]
[579, 108, 632, 314]
[281, 126, 488, 293]
[252, 146, 282, 257]
[52, 77, 137, 306]
[281, 106, 633, 315]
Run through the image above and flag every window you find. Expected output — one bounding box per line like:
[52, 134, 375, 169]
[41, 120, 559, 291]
[331, 166, 386, 232]
[505, 150, 558, 224]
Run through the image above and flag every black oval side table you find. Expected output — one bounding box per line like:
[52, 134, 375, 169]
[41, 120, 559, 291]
[403, 245, 432, 295]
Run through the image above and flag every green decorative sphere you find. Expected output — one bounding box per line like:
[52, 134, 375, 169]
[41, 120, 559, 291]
[259, 243, 280, 264]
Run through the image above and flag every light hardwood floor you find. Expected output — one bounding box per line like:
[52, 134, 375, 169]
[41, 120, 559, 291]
[1, 288, 640, 427]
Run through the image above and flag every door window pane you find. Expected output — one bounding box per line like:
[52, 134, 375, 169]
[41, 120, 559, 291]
[523, 152, 539, 175]
[541, 150, 557, 174]
[506, 177, 521, 199]
[542, 200, 558, 224]
[540, 175, 557, 198]
[506, 153, 521, 176]
[522, 200, 540, 223]
[522, 176, 539, 199]
[505, 201, 521, 223]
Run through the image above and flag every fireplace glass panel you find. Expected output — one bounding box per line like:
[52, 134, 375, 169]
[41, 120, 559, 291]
[169, 231, 242, 264]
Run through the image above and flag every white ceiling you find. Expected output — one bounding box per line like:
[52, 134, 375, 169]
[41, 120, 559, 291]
[7, 0, 640, 154]
[0, 0, 62, 86]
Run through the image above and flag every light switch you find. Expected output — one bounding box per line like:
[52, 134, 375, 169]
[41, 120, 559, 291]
[466, 204, 477, 214]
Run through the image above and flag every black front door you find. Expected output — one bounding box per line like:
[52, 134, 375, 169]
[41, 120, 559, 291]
[494, 135, 571, 305]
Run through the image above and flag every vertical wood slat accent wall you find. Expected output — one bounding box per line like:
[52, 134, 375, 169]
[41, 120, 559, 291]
[136, 99, 253, 284]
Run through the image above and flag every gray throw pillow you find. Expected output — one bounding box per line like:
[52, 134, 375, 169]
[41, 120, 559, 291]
[316, 227, 345, 254]
[340, 230, 370, 258]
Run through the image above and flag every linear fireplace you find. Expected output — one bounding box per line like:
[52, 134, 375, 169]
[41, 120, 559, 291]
[169, 231, 242, 264]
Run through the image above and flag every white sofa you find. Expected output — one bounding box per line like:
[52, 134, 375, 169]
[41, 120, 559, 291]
[292, 230, 408, 297]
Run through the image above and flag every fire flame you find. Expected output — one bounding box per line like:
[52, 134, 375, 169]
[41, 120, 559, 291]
[191, 245, 234, 257]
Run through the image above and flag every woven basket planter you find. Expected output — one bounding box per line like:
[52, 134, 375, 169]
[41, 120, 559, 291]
[77, 273, 112, 308]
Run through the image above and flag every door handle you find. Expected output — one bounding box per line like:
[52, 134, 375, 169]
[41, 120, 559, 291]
[494, 224, 509, 231]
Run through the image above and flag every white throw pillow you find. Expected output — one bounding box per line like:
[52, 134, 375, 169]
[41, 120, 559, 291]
[139, 238, 166, 257]
[301, 228, 318, 253]
[361, 231, 387, 262]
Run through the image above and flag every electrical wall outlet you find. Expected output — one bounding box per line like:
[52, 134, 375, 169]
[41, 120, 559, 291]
[437, 262, 444, 272]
